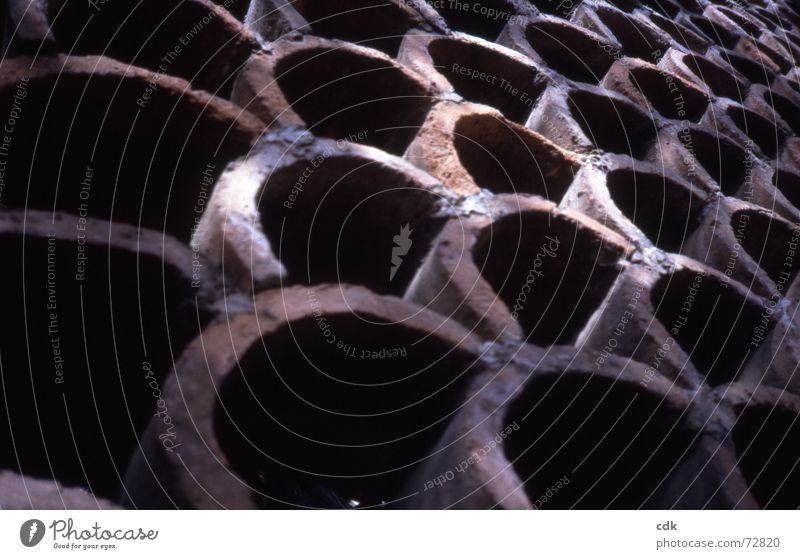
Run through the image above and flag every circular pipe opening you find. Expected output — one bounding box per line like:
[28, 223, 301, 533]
[723, 51, 775, 86]
[629, 66, 708, 121]
[725, 105, 784, 158]
[215, 315, 479, 508]
[687, 15, 737, 49]
[46, 0, 251, 90]
[473, 211, 624, 345]
[453, 113, 576, 200]
[682, 53, 746, 100]
[650, 268, 768, 386]
[260, 155, 444, 295]
[567, 89, 655, 157]
[646, 12, 705, 51]
[732, 210, 800, 286]
[0, 235, 203, 499]
[0, 67, 255, 242]
[428, 37, 545, 123]
[772, 167, 800, 210]
[525, 20, 616, 84]
[292, 0, 419, 56]
[504, 373, 696, 508]
[606, 168, 705, 252]
[765, 91, 800, 136]
[677, 127, 748, 195]
[592, 6, 669, 62]
[428, 0, 516, 40]
[275, 47, 431, 155]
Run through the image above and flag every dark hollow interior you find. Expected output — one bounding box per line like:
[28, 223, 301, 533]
[780, 76, 800, 97]
[259, 156, 444, 295]
[214, 315, 478, 508]
[754, 6, 780, 29]
[46, 0, 252, 92]
[646, 12, 707, 51]
[766, 91, 800, 136]
[606, 168, 705, 252]
[755, 41, 791, 73]
[716, 6, 762, 36]
[293, 0, 419, 56]
[504, 373, 696, 508]
[726, 105, 785, 158]
[428, 37, 546, 123]
[629, 66, 708, 121]
[732, 404, 800, 509]
[592, 6, 669, 62]
[780, 4, 800, 27]
[683, 53, 746, 100]
[525, 20, 617, 84]
[427, 0, 515, 40]
[453, 114, 576, 200]
[0, 71, 252, 243]
[678, 127, 747, 195]
[733, 210, 800, 286]
[0, 234, 205, 500]
[568, 89, 655, 157]
[722, 51, 775, 86]
[275, 47, 431, 155]
[773, 167, 800, 210]
[473, 211, 624, 345]
[687, 15, 738, 49]
[651, 268, 769, 386]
